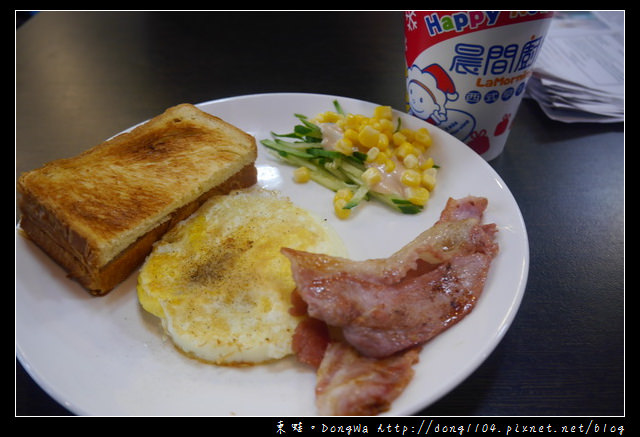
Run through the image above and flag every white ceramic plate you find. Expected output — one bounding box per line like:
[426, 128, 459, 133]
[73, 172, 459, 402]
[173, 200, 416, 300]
[16, 93, 529, 416]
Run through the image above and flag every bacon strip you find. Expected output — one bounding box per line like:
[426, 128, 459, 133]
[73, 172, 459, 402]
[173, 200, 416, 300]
[291, 316, 330, 369]
[282, 196, 498, 358]
[315, 342, 420, 416]
[285, 196, 499, 415]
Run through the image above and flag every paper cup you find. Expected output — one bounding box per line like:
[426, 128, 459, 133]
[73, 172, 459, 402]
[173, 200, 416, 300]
[405, 11, 554, 160]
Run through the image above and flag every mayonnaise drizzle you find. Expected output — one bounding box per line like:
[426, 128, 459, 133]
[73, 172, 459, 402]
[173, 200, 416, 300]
[368, 158, 408, 196]
[319, 123, 344, 151]
[319, 122, 409, 197]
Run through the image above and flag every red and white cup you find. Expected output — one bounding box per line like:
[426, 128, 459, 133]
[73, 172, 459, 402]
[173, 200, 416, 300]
[405, 11, 554, 160]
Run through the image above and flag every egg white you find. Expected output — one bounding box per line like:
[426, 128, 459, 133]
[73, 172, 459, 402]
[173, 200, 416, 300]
[137, 187, 347, 365]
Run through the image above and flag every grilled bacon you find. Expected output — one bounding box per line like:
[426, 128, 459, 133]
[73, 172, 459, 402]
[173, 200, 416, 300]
[283, 196, 498, 415]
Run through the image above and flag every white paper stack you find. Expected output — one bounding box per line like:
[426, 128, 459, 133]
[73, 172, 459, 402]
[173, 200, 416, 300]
[526, 11, 624, 123]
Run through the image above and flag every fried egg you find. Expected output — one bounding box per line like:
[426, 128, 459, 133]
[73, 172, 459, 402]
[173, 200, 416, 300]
[137, 188, 347, 365]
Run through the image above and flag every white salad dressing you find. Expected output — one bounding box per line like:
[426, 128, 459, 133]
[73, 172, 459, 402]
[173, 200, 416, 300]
[319, 123, 344, 151]
[367, 158, 408, 196]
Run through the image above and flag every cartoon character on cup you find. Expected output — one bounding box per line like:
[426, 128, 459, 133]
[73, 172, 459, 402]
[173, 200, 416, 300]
[407, 63, 475, 142]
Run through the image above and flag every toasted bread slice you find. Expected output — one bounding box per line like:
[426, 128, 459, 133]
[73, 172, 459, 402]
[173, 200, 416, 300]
[17, 103, 258, 295]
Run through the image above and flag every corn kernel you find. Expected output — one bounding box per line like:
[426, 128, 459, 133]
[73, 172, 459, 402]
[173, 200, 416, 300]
[378, 118, 394, 134]
[374, 150, 388, 165]
[403, 153, 419, 169]
[374, 105, 393, 120]
[405, 186, 430, 206]
[334, 188, 353, 202]
[344, 128, 359, 144]
[358, 125, 382, 149]
[343, 114, 359, 130]
[384, 158, 396, 173]
[366, 147, 380, 162]
[401, 169, 422, 187]
[420, 156, 435, 170]
[316, 111, 341, 124]
[361, 167, 382, 187]
[353, 114, 367, 129]
[330, 112, 344, 123]
[377, 132, 390, 150]
[400, 128, 415, 142]
[395, 142, 416, 160]
[369, 120, 382, 132]
[421, 167, 437, 190]
[333, 198, 351, 219]
[392, 131, 407, 146]
[334, 138, 353, 155]
[293, 166, 311, 183]
[414, 128, 432, 147]
[412, 142, 426, 155]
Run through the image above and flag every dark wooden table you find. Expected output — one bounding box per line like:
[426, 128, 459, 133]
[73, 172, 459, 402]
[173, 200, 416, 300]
[16, 11, 624, 418]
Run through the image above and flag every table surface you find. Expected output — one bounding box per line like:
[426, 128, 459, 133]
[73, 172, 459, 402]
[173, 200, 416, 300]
[15, 11, 624, 417]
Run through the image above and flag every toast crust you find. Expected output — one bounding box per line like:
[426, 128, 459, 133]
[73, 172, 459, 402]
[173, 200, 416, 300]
[19, 164, 257, 295]
[17, 104, 258, 295]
